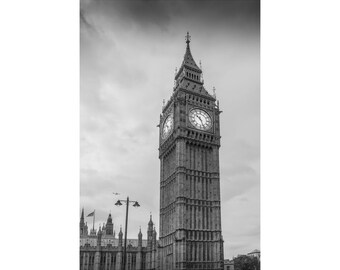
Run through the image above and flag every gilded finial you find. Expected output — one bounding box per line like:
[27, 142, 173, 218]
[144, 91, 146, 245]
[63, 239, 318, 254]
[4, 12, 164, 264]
[185, 31, 191, 44]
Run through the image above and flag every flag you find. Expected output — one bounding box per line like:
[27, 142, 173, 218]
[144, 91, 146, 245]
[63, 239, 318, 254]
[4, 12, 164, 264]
[87, 211, 95, 217]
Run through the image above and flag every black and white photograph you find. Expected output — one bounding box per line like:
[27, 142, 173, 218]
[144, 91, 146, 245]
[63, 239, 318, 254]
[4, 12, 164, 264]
[80, 1, 259, 269]
[2, 1, 340, 270]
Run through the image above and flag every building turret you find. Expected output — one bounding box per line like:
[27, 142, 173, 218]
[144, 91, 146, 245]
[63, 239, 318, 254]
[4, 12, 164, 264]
[118, 226, 123, 247]
[93, 226, 102, 270]
[106, 213, 114, 235]
[136, 227, 143, 270]
[115, 226, 123, 270]
[146, 216, 154, 270]
[148, 214, 154, 229]
[147, 214, 153, 248]
[138, 227, 143, 248]
[151, 227, 157, 270]
[101, 222, 106, 235]
[80, 208, 86, 236]
[80, 208, 85, 224]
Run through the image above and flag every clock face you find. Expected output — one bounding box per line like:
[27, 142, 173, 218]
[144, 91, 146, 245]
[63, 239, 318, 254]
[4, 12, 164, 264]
[162, 113, 173, 139]
[189, 108, 212, 130]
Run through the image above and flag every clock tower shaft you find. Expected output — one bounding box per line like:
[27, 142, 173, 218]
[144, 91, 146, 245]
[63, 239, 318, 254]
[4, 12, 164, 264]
[158, 33, 224, 270]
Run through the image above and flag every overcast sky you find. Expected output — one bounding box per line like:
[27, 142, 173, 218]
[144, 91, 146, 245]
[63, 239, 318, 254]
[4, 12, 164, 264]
[80, 0, 259, 259]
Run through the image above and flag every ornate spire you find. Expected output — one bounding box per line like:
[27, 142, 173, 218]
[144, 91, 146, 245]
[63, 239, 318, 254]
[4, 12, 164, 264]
[185, 31, 191, 45]
[174, 32, 201, 78]
[118, 226, 123, 245]
[80, 208, 86, 236]
[138, 227, 143, 239]
[148, 213, 153, 227]
[106, 212, 114, 235]
[107, 213, 112, 223]
[138, 226, 143, 248]
[80, 207, 85, 224]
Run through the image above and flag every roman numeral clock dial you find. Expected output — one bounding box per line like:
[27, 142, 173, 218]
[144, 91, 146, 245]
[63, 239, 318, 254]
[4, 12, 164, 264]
[189, 108, 212, 131]
[161, 113, 173, 139]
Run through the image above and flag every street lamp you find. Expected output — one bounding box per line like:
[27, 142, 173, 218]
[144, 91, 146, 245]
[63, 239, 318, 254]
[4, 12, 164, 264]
[115, 196, 140, 270]
[115, 200, 123, 206]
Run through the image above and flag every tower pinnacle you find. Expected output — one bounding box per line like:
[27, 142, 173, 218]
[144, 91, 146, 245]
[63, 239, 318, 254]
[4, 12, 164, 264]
[106, 213, 114, 235]
[185, 31, 191, 45]
[148, 214, 153, 227]
[177, 32, 201, 74]
[80, 208, 85, 223]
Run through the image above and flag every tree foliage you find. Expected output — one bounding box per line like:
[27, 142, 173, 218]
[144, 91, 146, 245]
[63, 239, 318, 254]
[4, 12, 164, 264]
[233, 255, 260, 270]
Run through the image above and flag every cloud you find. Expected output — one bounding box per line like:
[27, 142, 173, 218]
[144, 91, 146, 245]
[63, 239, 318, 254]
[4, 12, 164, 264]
[80, 0, 260, 257]
[80, 9, 95, 31]
[221, 166, 259, 202]
[112, 0, 172, 31]
[222, 187, 260, 258]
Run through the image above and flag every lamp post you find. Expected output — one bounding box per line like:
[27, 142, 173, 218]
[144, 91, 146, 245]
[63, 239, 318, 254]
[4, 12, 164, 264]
[115, 196, 140, 270]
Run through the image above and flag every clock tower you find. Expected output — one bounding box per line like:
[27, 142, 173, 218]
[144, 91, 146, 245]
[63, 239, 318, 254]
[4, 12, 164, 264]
[158, 33, 224, 270]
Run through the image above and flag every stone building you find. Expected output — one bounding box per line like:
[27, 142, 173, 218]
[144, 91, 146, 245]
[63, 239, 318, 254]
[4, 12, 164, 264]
[80, 32, 226, 270]
[80, 209, 158, 270]
[223, 259, 234, 270]
[158, 33, 224, 269]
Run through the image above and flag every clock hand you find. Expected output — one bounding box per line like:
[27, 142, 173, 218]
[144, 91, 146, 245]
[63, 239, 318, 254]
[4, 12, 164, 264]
[197, 115, 204, 126]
